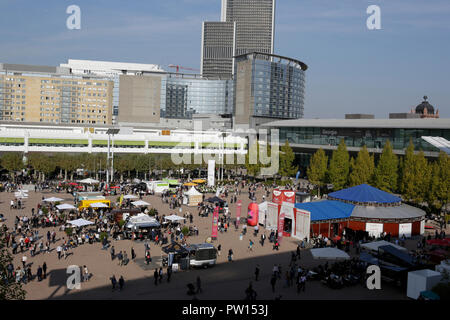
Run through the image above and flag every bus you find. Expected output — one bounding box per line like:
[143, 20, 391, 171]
[187, 243, 217, 268]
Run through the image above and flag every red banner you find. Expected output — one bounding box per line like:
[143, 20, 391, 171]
[236, 200, 242, 227]
[211, 206, 219, 239]
[277, 212, 285, 244]
[282, 191, 295, 203]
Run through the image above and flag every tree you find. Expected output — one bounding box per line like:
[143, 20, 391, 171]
[401, 141, 431, 204]
[328, 139, 350, 190]
[306, 148, 328, 197]
[373, 140, 398, 192]
[428, 151, 450, 211]
[28, 154, 56, 181]
[279, 140, 297, 179]
[349, 145, 374, 186]
[0, 226, 26, 299]
[0, 153, 23, 181]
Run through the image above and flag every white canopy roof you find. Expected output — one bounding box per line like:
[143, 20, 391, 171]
[43, 197, 64, 202]
[126, 213, 160, 229]
[56, 203, 76, 210]
[89, 202, 108, 208]
[310, 247, 350, 260]
[132, 200, 150, 207]
[185, 187, 202, 196]
[79, 178, 100, 184]
[164, 214, 186, 222]
[361, 240, 408, 252]
[68, 218, 94, 227]
[123, 194, 138, 199]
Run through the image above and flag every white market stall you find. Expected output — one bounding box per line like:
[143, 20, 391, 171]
[361, 240, 408, 253]
[165, 215, 186, 223]
[132, 200, 150, 207]
[310, 247, 350, 260]
[56, 203, 76, 210]
[89, 202, 109, 208]
[79, 178, 100, 184]
[123, 194, 138, 200]
[68, 218, 94, 227]
[43, 197, 64, 202]
[184, 187, 203, 207]
[407, 269, 442, 300]
[126, 213, 160, 230]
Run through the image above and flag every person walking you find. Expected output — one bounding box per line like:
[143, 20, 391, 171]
[159, 267, 163, 283]
[131, 247, 136, 261]
[110, 246, 115, 260]
[42, 262, 47, 279]
[217, 244, 221, 256]
[270, 274, 277, 293]
[167, 265, 172, 283]
[37, 265, 43, 281]
[110, 275, 117, 291]
[196, 276, 202, 294]
[153, 269, 159, 286]
[119, 276, 124, 291]
[22, 255, 27, 268]
[255, 265, 260, 281]
[117, 251, 123, 266]
[228, 249, 233, 262]
[248, 239, 254, 251]
[145, 250, 151, 265]
[83, 265, 89, 282]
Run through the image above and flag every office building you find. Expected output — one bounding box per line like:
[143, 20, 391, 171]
[234, 52, 307, 129]
[0, 63, 114, 124]
[201, 0, 275, 79]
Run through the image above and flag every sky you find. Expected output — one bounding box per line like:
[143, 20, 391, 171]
[0, 0, 449, 118]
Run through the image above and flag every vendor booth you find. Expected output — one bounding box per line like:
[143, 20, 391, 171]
[407, 269, 442, 300]
[310, 247, 350, 260]
[184, 187, 203, 207]
[278, 202, 311, 240]
[126, 213, 160, 230]
[258, 201, 268, 226]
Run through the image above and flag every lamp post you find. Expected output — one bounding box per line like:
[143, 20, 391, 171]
[106, 128, 120, 187]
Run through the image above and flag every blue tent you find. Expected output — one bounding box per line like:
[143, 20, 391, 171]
[328, 184, 401, 204]
[295, 200, 354, 221]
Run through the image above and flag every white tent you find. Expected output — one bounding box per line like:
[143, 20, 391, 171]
[68, 218, 94, 227]
[79, 178, 100, 184]
[123, 194, 138, 199]
[132, 200, 150, 207]
[56, 203, 76, 210]
[165, 214, 186, 222]
[43, 197, 64, 202]
[184, 187, 203, 206]
[258, 201, 268, 226]
[126, 213, 160, 229]
[361, 240, 408, 253]
[89, 202, 109, 208]
[310, 247, 350, 260]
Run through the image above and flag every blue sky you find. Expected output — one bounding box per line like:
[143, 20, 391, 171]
[0, 0, 449, 118]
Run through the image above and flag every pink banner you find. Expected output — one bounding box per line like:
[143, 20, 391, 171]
[236, 200, 242, 227]
[211, 206, 219, 239]
[277, 212, 285, 244]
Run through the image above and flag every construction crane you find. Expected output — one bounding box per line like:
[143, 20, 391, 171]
[168, 64, 200, 73]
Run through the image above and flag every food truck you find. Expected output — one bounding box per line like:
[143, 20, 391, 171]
[187, 243, 217, 268]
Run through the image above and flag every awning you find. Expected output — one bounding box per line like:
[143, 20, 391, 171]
[165, 214, 186, 222]
[68, 218, 94, 227]
[295, 200, 354, 221]
[56, 203, 76, 210]
[43, 197, 64, 202]
[89, 202, 108, 208]
[132, 200, 150, 207]
[310, 247, 350, 260]
[123, 194, 138, 199]
[126, 213, 160, 229]
[361, 240, 408, 252]
[79, 178, 100, 184]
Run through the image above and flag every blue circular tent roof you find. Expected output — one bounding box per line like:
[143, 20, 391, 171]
[328, 184, 401, 204]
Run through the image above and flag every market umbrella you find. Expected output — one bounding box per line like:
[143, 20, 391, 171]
[68, 218, 94, 227]
[56, 203, 76, 210]
[164, 214, 186, 222]
[69, 182, 78, 186]
[132, 200, 150, 207]
[123, 194, 138, 199]
[43, 197, 64, 202]
[184, 182, 198, 186]
[310, 247, 350, 260]
[89, 202, 109, 208]
[79, 178, 100, 184]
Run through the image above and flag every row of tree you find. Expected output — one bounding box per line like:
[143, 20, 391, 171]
[307, 139, 449, 211]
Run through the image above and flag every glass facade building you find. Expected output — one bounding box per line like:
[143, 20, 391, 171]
[160, 75, 234, 119]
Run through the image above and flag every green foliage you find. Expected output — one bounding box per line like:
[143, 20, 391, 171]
[373, 140, 398, 192]
[118, 220, 126, 228]
[0, 227, 26, 300]
[99, 232, 108, 242]
[181, 226, 190, 236]
[427, 151, 450, 210]
[64, 227, 73, 237]
[401, 140, 431, 203]
[328, 139, 350, 190]
[279, 140, 297, 178]
[42, 206, 49, 215]
[0, 153, 24, 179]
[148, 208, 158, 216]
[245, 141, 271, 177]
[349, 145, 374, 186]
[307, 148, 328, 193]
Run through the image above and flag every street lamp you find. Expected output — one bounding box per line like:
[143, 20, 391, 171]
[106, 128, 120, 186]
